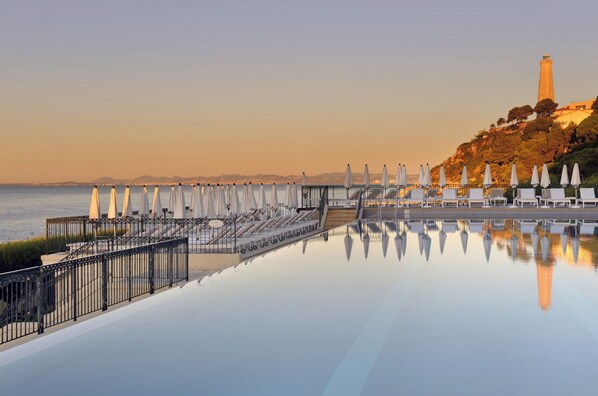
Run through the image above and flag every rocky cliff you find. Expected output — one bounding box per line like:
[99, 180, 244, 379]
[431, 114, 598, 186]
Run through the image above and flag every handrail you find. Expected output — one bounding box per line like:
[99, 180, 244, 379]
[355, 189, 363, 219]
[318, 186, 329, 227]
[0, 237, 188, 345]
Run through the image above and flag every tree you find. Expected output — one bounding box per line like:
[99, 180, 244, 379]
[497, 117, 506, 127]
[574, 114, 598, 144]
[490, 123, 496, 129]
[518, 105, 534, 123]
[534, 98, 558, 117]
[507, 105, 533, 124]
[489, 134, 517, 165]
[592, 96, 598, 114]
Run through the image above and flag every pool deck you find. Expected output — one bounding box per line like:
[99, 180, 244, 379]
[362, 206, 598, 220]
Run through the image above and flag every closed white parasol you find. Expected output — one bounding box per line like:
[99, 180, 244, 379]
[173, 183, 186, 219]
[258, 183, 267, 211]
[270, 183, 279, 213]
[483, 164, 492, 188]
[229, 184, 240, 215]
[424, 163, 431, 188]
[363, 164, 370, 188]
[121, 185, 133, 218]
[530, 165, 539, 187]
[540, 164, 550, 188]
[107, 186, 118, 219]
[151, 186, 162, 219]
[439, 166, 447, 189]
[89, 185, 101, 220]
[168, 185, 175, 213]
[460, 166, 468, 187]
[560, 165, 569, 187]
[138, 185, 149, 217]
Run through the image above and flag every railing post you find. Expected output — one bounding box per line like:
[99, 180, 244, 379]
[128, 255, 132, 302]
[72, 265, 78, 321]
[36, 269, 44, 334]
[149, 245, 155, 294]
[233, 217, 237, 253]
[101, 254, 108, 311]
[83, 219, 87, 242]
[168, 246, 173, 288]
[185, 239, 189, 282]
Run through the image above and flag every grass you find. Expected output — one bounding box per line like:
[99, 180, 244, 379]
[0, 237, 47, 273]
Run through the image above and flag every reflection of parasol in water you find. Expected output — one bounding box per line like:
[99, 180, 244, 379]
[344, 233, 353, 261]
[460, 230, 468, 255]
[363, 233, 370, 259]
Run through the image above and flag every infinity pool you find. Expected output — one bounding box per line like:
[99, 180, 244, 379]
[1, 219, 598, 395]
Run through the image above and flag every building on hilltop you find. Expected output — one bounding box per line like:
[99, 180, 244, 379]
[553, 99, 595, 126]
[536, 54, 595, 126]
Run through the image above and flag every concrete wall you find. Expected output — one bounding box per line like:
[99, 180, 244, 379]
[189, 253, 241, 271]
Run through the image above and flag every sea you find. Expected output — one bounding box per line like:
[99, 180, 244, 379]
[0, 185, 297, 242]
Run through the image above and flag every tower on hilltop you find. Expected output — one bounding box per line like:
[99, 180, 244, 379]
[538, 54, 554, 102]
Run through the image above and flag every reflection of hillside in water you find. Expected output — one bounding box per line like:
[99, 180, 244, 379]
[315, 219, 598, 312]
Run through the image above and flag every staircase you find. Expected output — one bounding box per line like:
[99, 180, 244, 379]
[323, 208, 356, 230]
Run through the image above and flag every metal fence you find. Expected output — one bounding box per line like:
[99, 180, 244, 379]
[47, 216, 238, 254]
[0, 237, 188, 345]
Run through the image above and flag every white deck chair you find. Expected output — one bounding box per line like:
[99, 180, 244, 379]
[577, 188, 598, 207]
[545, 188, 571, 207]
[441, 220, 459, 233]
[514, 188, 538, 207]
[518, 220, 538, 234]
[465, 188, 485, 208]
[468, 220, 485, 233]
[405, 189, 425, 207]
[440, 189, 460, 208]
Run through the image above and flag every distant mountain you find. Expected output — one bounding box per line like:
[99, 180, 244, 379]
[88, 172, 417, 186]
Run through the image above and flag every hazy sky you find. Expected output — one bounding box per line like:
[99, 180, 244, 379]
[1, 0, 597, 183]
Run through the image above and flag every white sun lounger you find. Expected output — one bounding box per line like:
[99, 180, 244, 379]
[577, 188, 598, 207]
[440, 188, 460, 208]
[514, 188, 538, 207]
[468, 220, 485, 233]
[441, 220, 459, 233]
[465, 188, 485, 208]
[405, 188, 425, 207]
[518, 220, 539, 234]
[545, 188, 571, 207]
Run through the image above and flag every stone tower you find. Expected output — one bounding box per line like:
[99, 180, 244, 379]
[538, 54, 554, 102]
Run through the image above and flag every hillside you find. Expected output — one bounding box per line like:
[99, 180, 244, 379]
[431, 112, 598, 186]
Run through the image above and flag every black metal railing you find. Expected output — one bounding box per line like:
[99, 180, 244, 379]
[0, 237, 188, 345]
[317, 186, 329, 227]
[356, 190, 363, 219]
[46, 216, 239, 254]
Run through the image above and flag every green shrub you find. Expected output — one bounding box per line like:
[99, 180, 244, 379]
[0, 238, 46, 273]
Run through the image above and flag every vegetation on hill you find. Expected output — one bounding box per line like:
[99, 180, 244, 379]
[432, 96, 598, 185]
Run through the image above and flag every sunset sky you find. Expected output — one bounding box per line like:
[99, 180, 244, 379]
[1, 0, 597, 183]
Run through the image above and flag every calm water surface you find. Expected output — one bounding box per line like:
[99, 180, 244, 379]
[1, 219, 598, 395]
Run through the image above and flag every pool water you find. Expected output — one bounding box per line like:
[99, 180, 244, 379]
[1, 219, 598, 395]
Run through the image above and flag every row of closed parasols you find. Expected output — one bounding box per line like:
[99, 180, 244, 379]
[89, 182, 302, 220]
[342, 162, 582, 189]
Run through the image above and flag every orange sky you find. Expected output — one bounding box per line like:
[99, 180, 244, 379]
[1, 1, 597, 183]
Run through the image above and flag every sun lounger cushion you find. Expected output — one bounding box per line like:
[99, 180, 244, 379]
[580, 188, 598, 200]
